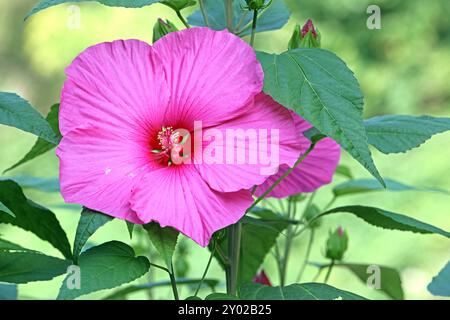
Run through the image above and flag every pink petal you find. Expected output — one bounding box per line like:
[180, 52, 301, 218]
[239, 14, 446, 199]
[56, 125, 158, 223]
[194, 93, 303, 192]
[152, 27, 263, 128]
[130, 166, 253, 246]
[60, 39, 169, 136]
[254, 112, 341, 198]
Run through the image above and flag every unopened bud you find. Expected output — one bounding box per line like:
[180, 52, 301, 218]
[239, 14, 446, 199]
[288, 19, 321, 49]
[253, 270, 272, 286]
[153, 18, 178, 43]
[244, 0, 272, 11]
[325, 226, 348, 261]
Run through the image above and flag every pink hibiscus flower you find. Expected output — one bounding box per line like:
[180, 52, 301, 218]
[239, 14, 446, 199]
[56, 27, 339, 246]
[254, 111, 341, 198]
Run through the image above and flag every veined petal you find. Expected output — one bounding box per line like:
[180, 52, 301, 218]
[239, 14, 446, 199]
[195, 93, 303, 192]
[254, 112, 341, 198]
[60, 39, 170, 136]
[153, 27, 263, 128]
[56, 125, 158, 223]
[130, 166, 253, 246]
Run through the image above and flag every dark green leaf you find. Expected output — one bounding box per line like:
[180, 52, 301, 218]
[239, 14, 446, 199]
[317, 206, 450, 238]
[0, 92, 59, 144]
[73, 207, 113, 263]
[104, 278, 219, 299]
[337, 263, 404, 300]
[205, 293, 239, 300]
[0, 201, 14, 218]
[144, 222, 179, 273]
[25, 0, 159, 20]
[0, 283, 17, 300]
[0, 180, 72, 260]
[428, 261, 450, 297]
[1, 176, 60, 193]
[215, 209, 289, 284]
[0, 241, 71, 284]
[365, 115, 450, 154]
[239, 282, 367, 300]
[333, 178, 449, 197]
[57, 241, 150, 300]
[4, 104, 61, 173]
[188, 0, 290, 36]
[257, 49, 384, 186]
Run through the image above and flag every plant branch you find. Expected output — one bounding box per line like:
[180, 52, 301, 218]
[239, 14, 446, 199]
[226, 222, 242, 296]
[250, 9, 258, 47]
[175, 10, 190, 28]
[296, 229, 315, 282]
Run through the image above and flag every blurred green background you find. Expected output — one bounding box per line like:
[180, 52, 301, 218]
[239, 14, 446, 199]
[0, 0, 449, 300]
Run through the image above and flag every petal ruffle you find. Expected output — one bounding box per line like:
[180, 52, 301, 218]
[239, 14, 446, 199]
[130, 166, 253, 246]
[60, 39, 169, 136]
[254, 112, 341, 198]
[152, 27, 263, 128]
[194, 93, 303, 192]
[56, 125, 157, 223]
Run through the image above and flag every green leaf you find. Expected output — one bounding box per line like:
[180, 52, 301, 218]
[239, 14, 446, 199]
[4, 104, 61, 173]
[25, 0, 159, 20]
[0, 241, 71, 284]
[428, 261, 450, 297]
[257, 49, 384, 186]
[0, 180, 72, 260]
[144, 222, 179, 273]
[187, 0, 290, 36]
[104, 278, 219, 299]
[0, 283, 17, 300]
[215, 209, 289, 284]
[73, 207, 113, 263]
[126, 221, 135, 239]
[0, 201, 14, 218]
[365, 115, 450, 154]
[335, 164, 353, 179]
[205, 293, 239, 300]
[0, 92, 59, 144]
[57, 241, 150, 300]
[337, 263, 404, 300]
[317, 205, 450, 238]
[333, 178, 449, 197]
[1, 176, 60, 193]
[239, 282, 367, 300]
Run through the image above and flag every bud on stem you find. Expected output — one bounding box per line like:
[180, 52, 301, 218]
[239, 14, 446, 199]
[288, 18, 321, 49]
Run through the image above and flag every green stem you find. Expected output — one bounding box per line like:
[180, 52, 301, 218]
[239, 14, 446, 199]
[194, 243, 216, 296]
[279, 197, 294, 286]
[198, 0, 210, 27]
[226, 222, 242, 296]
[296, 229, 315, 282]
[149, 262, 169, 273]
[323, 195, 336, 211]
[247, 143, 316, 213]
[324, 260, 335, 284]
[250, 9, 258, 47]
[169, 268, 180, 300]
[176, 10, 190, 28]
[225, 0, 233, 32]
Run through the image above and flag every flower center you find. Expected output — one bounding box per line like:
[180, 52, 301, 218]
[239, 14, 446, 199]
[153, 126, 189, 166]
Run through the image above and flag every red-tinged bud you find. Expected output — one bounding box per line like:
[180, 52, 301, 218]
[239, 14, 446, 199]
[325, 226, 348, 261]
[288, 18, 321, 50]
[301, 19, 317, 38]
[253, 270, 272, 286]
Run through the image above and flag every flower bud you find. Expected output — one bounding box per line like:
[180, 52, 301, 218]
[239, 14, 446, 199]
[160, 0, 196, 11]
[153, 18, 178, 43]
[253, 270, 272, 286]
[288, 19, 321, 49]
[244, 0, 272, 11]
[325, 226, 348, 261]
